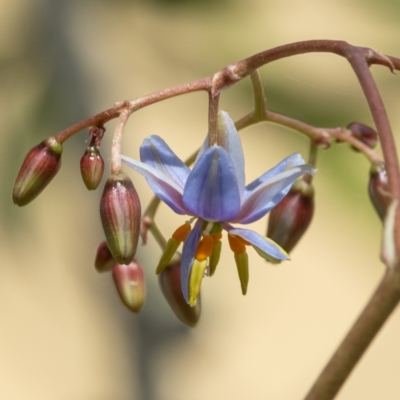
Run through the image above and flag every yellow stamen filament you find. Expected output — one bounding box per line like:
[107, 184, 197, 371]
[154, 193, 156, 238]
[195, 233, 214, 261]
[172, 223, 191, 242]
[228, 234, 247, 254]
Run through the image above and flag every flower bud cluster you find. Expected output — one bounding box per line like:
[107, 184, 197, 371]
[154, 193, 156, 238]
[13, 124, 144, 314]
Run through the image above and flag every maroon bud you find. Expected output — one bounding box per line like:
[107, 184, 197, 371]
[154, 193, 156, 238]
[94, 241, 115, 272]
[347, 122, 378, 151]
[80, 146, 104, 190]
[100, 172, 141, 265]
[112, 260, 145, 313]
[267, 179, 314, 253]
[13, 137, 63, 206]
[368, 164, 390, 221]
[158, 254, 201, 327]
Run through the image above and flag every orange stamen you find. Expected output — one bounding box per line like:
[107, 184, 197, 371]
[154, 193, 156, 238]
[212, 233, 222, 243]
[172, 223, 191, 242]
[195, 234, 214, 261]
[228, 234, 247, 254]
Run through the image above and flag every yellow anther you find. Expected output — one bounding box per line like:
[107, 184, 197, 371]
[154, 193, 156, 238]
[189, 259, 208, 307]
[234, 252, 249, 295]
[227, 233, 247, 254]
[172, 223, 191, 242]
[195, 233, 214, 261]
[209, 240, 222, 276]
[156, 237, 180, 274]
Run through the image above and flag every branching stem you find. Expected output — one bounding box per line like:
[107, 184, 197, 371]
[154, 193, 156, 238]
[43, 40, 400, 400]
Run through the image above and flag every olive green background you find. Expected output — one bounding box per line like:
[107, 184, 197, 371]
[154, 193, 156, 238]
[1, 0, 400, 399]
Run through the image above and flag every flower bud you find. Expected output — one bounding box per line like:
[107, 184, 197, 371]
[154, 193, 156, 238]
[94, 241, 115, 272]
[13, 137, 63, 206]
[80, 146, 104, 190]
[347, 122, 378, 151]
[158, 254, 201, 327]
[100, 173, 141, 265]
[368, 164, 390, 221]
[267, 179, 314, 253]
[112, 260, 145, 313]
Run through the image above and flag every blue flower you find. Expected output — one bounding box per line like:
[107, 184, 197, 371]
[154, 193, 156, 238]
[121, 111, 314, 305]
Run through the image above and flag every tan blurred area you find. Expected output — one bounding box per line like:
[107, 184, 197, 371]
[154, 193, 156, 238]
[1, 0, 400, 399]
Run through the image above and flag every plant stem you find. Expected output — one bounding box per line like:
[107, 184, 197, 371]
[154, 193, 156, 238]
[304, 266, 400, 400]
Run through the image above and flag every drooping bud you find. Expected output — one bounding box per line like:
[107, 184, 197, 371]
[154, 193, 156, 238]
[158, 254, 201, 327]
[368, 164, 390, 221]
[13, 137, 63, 206]
[267, 179, 314, 253]
[112, 260, 145, 313]
[80, 146, 104, 190]
[100, 173, 141, 264]
[347, 122, 378, 151]
[94, 241, 115, 272]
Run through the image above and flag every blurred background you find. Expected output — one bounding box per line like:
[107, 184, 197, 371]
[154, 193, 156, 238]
[1, 0, 400, 399]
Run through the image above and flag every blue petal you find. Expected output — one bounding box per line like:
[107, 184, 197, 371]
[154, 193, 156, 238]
[218, 111, 246, 198]
[224, 225, 289, 263]
[140, 136, 190, 188]
[236, 160, 315, 224]
[181, 219, 204, 303]
[182, 146, 241, 222]
[121, 155, 187, 215]
[245, 154, 305, 194]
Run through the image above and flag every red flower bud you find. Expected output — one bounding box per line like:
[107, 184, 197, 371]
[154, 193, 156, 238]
[80, 146, 104, 190]
[100, 173, 141, 265]
[347, 122, 378, 151]
[13, 137, 63, 206]
[94, 241, 115, 272]
[267, 179, 314, 253]
[112, 260, 145, 313]
[158, 254, 201, 327]
[368, 165, 390, 221]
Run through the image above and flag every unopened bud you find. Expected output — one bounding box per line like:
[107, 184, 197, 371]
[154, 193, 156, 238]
[347, 122, 378, 151]
[112, 260, 145, 313]
[80, 146, 104, 190]
[94, 241, 115, 272]
[13, 137, 63, 206]
[267, 179, 314, 253]
[100, 173, 141, 264]
[368, 165, 390, 221]
[158, 254, 201, 327]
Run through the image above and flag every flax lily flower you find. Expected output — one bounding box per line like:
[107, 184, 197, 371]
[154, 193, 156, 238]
[121, 111, 314, 305]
